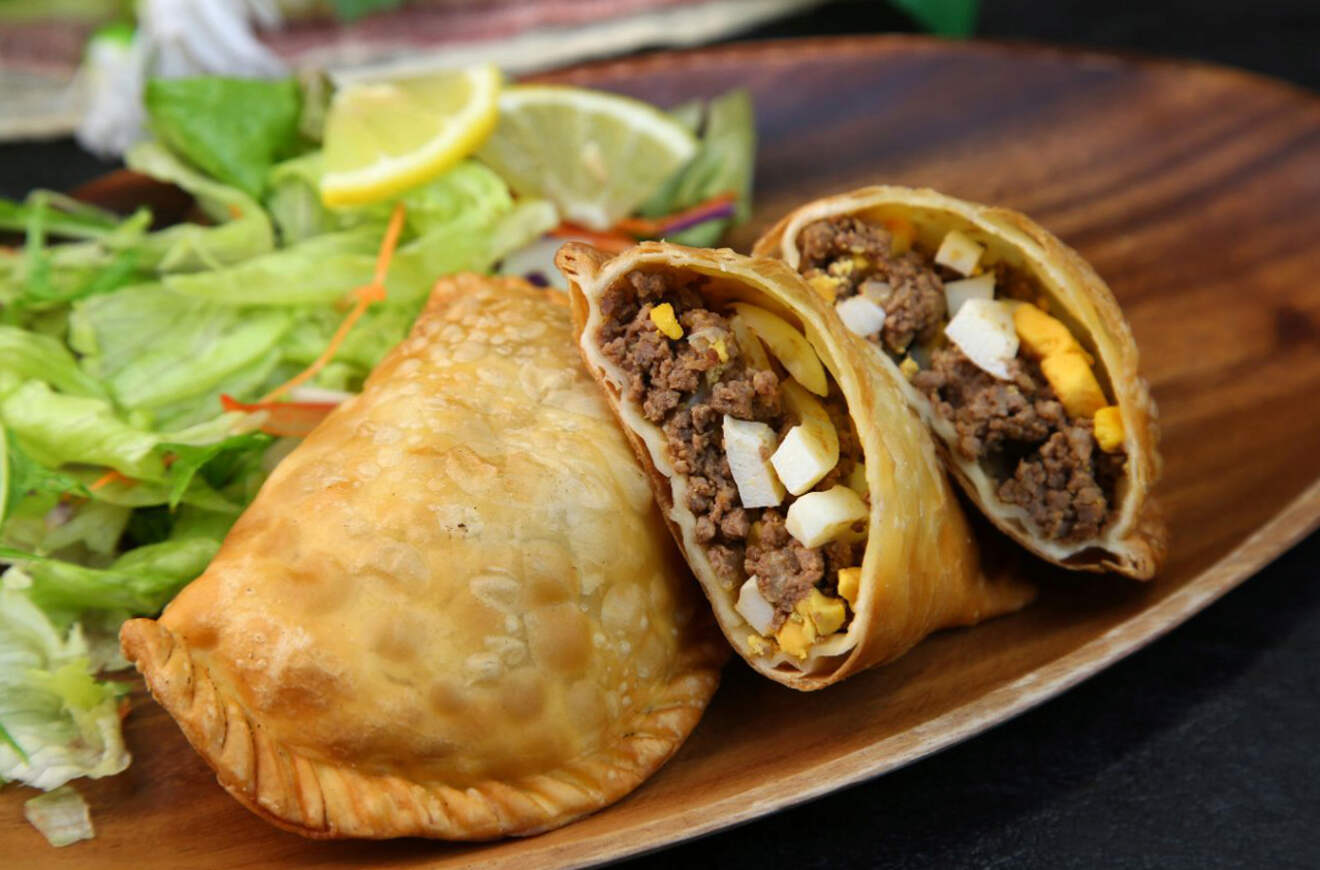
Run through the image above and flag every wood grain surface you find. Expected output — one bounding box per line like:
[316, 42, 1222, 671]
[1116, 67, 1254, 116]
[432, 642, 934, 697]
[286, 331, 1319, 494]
[5, 35, 1320, 869]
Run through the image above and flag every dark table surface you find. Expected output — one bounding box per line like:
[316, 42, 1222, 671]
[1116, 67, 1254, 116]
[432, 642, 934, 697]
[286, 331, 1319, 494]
[2, 2, 1317, 868]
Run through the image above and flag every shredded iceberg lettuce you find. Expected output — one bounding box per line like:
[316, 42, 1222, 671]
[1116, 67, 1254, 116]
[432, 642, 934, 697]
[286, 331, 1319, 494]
[0, 587, 130, 792]
[24, 784, 96, 847]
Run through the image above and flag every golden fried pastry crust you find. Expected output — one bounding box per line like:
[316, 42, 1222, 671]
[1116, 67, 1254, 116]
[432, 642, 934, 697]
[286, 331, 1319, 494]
[121, 275, 727, 840]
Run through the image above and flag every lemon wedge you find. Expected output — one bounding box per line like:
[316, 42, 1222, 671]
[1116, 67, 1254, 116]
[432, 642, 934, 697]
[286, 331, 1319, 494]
[320, 64, 502, 207]
[477, 85, 698, 230]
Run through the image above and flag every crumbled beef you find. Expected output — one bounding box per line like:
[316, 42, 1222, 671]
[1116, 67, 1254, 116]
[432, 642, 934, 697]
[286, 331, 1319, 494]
[599, 269, 865, 618]
[915, 346, 1116, 543]
[998, 421, 1108, 541]
[797, 216, 946, 354]
[798, 217, 1122, 544]
[913, 348, 1065, 461]
[745, 510, 824, 627]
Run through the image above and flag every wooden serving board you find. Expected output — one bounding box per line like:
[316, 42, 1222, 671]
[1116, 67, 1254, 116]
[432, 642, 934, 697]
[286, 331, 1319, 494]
[6, 35, 1320, 869]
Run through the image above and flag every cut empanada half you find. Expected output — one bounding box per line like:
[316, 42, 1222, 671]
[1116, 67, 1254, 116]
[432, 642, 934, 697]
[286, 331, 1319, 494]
[120, 274, 727, 840]
[557, 241, 1034, 690]
[754, 186, 1167, 578]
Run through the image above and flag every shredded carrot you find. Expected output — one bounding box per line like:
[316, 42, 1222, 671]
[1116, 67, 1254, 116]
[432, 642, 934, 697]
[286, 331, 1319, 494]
[549, 223, 634, 253]
[89, 469, 134, 492]
[227, 204, 244, 220]
[614, 191, 737, 238]
[259, 202, 406, 403]
[220, 394, 339, 438]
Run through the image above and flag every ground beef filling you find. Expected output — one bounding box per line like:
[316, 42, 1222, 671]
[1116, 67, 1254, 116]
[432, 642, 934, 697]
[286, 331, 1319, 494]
[913, 347, 1124, 543]
[797, 215, 1122, 544]
[798, 216, 946, 354]
[599, 269, 864, 627]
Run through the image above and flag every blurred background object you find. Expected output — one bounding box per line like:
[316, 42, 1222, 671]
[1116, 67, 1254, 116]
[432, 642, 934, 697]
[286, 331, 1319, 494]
[3, 0, 1315, 160]
[1, 0, 834, 150]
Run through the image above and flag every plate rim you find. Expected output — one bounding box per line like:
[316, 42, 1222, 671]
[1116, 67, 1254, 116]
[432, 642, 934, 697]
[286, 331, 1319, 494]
[22, 33, 1320, 869]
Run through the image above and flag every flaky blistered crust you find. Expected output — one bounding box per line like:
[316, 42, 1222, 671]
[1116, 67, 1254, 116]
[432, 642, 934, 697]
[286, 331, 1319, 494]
[557, 242, 1034, 691]
[753, 186, 1167, 578]
[121, 275, 727, 840]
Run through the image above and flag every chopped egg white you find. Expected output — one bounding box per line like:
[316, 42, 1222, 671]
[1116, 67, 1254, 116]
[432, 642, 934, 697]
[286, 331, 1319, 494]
[943, 272, 995, 317]
[771, 424, 838, 496]
[784, 485, 869, 548]
[735, 576, 777, 635]
[935, 229, 984, 276]
[722, 416, 785, 508]
[944, 298, 1019, 380]
[835, 295, 887, 338]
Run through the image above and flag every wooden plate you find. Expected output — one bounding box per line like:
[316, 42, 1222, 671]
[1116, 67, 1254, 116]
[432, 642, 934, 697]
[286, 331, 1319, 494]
[7, 35, 1320, 869]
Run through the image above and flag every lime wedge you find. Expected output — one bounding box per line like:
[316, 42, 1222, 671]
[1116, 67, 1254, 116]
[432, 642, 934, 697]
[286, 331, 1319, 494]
[321, 64, 502, 207]
[477, 85, 698, 231]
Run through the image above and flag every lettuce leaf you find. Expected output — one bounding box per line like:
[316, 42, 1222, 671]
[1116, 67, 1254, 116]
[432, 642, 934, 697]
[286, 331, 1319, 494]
[160, 226, 383, 307]
[124, 142, 274, 273]
[0, 326, 109, 400]
[35, 501, 131, 560]
[0, 192, 137, 242]
[0, 383, 165, 481]
[145, 77, 303, 199]
[1, 538, 218, 616]
[60, 467, 241, 515]
[168, 160, 527, 308]
[0, 587, 130, 791]
[157, 432, 273, 510]
[3, 430, 90, 528]
[70, 283, 292, 416]
[24, 784, 95, 847]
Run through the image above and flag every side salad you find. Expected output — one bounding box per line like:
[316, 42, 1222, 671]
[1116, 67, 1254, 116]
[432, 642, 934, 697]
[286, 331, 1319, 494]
[0, 67, 754, 844]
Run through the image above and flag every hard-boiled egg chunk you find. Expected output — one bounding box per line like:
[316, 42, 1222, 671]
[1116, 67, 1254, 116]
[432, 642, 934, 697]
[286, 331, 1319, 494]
[835, 294, 887, 338]
[836, 566, 861, 607]
[734, 575, 777, 635]
[772, 424, 837, 496]
[934, 229, 984, 276]
[722, 415, 785, 508]
[729, 303, 828, 396]
[944, 298, 1019, 380]
[1093, 405, 1125, 452]
[772, 381, 840, 495]
[776, 615, 816, 659]
[797, 588, 847, 636]
[1042, 352, 1106, 418]
[649, 302, 683, 339]
[943, 272, 995, 318]
[1012, 303, 1086, 360]
[785, 485, 869, 548]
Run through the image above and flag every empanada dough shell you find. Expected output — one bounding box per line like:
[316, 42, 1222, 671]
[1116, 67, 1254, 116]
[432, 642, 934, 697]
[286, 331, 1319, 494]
[557, 242, 1034, 691]
[121, 275, 727, 840]
[753, 186, 1167, 578]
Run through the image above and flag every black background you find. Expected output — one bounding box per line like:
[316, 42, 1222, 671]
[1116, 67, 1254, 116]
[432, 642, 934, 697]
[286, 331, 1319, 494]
[2, 2, 1317, 867]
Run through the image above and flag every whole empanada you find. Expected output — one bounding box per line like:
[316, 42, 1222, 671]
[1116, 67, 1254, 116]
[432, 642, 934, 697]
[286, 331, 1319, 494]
[120, 274, 727, 840]
[754, 187, 1166, 578]
[557, 242, 1033, 690]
